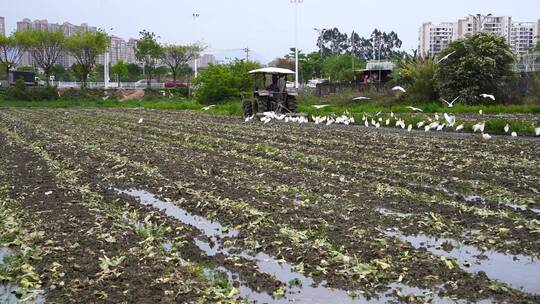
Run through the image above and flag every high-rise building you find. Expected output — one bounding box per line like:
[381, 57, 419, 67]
[16, 18, 99, 67]
[15, 18, 138, 68]
[419, 22, 459, 58]
[419, 15, 539, 57]
[188, 54, 216, 70]
[0, 16, 5, 36]
[511, 22, 538, 54]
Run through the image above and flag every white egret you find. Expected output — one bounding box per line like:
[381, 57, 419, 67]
[443, 113, 455, 126]
[424, 125, 431, 132]
[480, 94, 495, 101]
[535, 126, 540, 136]
[455, 124, 464, 131]
[392, 86, 406, 93]
[511, 132, 517, 137]
[385, 119, 390, 126]
[504, 124, 510, 133]
[479, 109, 483, 115]
[102, 95, 110, 101]
[434, 113, 440, 121]
[245, 115, 254, 122]
[390, 112, 395, 118]
[417, 121, 425, 128]
[353, 97, 370, 101]
[364, 120, 369, 128]
[441, 96, 460, 108]
[313, 105, 330, 109]
[482, 133, 492, 140]
[407, 124, 413, 132]
[472, 122, 485, 133]
[406, 106, 424, 112]
[437, 50, 456, 64]
[436, 124, 445, 131]
[202, 105, 216, 111]
[138, 118, 144, 124]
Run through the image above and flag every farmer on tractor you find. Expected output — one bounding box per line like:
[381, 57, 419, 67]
[242, 67, 298, 117]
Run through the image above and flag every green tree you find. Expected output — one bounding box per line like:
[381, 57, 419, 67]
[194, 59, 261, 103]
[91, 64, 105, 82]
[161, 44, 203, 83]
[398, 57, 439, 102]
[50, 64, 75, 81]
[322, 54, 365, 82]
[64, 30, 110, 88]
[135, 30, 162, 88]
[111, 60, 128, 86]
[435, 32, 516, 104]
[127, 63, 142, 81]
[18, 29, 65, 85]
[0, 32, 27, 84]
[154, 65, 169, 82]
[299, 52, 323, 82]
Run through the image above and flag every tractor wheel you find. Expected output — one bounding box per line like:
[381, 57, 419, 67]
[287, 96, 297, 113]
[257, 96, 268, 113]
[243, 99, 253, 117]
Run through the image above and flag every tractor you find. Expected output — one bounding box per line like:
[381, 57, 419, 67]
[242, 68, 298, 117]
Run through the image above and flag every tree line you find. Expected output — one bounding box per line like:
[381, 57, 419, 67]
[270, 28, 405, 82]
[0, 29, 202, 88]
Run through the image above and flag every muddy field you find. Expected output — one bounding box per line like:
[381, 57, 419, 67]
[0, 108, 539, 303]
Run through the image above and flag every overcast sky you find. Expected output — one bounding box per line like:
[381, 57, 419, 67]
[3, 0, 540, 62]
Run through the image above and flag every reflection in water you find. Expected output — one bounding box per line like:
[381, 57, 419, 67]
[120, 188, 464, 303]
[386, 231, 540, 294]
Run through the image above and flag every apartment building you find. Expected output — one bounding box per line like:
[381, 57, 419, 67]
[511, 22, 539, 54]
[16, 18, 138, 68]
[188, 54, 217, 70]
[0, 16, 5, 36]
[419, 22, 459, 58]
[420, 15, 539, 57]
[16, 18, 98, 67]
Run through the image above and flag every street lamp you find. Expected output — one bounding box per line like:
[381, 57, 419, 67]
[469, 13, 492, 32]
[291, 0, 303, 88]
[104, 27, 113, 89]
[193, 13, 200, 78]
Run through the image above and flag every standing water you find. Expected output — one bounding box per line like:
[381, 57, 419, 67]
[118, 188, 467, 303]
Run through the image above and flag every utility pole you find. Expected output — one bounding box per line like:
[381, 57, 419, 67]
[243, 47, 250, 62]
[314, 28, 323, 57]
[291, 0, 303, 88]
[351, 31, 356, 76]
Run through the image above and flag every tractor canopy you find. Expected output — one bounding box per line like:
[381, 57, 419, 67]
[248, 67, 295, 75]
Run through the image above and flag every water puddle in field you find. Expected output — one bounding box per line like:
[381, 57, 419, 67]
[376, 207, 413, 218]
[435, 186, 540, 214]
[0, 246, 12, 263]
[119, 188, 464, 303]
[0, 247, 46, 304]
[386, 231, 540, 294]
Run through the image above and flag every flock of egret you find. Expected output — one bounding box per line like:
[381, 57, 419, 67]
[243, 107, 540, 139]
[312, 113, 355, 126]
[245, 112, 309, 124]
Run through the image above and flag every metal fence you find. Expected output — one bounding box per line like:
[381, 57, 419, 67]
[56, 82, 165, 89]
